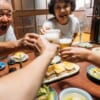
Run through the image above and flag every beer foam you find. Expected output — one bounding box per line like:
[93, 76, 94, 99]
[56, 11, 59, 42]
[59, 38, 72, 44]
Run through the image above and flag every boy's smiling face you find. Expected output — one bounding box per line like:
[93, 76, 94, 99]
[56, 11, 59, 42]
[54, 1, 71, 25]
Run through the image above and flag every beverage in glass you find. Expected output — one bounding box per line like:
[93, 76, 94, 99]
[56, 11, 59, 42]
[59, 38, 72, 49]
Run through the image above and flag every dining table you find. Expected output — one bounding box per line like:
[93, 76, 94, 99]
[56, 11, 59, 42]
[0, 46, 100, 100]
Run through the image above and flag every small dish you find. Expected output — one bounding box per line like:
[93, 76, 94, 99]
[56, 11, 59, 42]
[10, 52, 29, 63]
[51, 55, 61, 64]
[92, 47, 100, 56]
[87, 65, 100, 83]
[78, 42, 93, 48]
[0, 62, 6, 70]
[36, 85, 58, 100]
[59, 87, 93, 100]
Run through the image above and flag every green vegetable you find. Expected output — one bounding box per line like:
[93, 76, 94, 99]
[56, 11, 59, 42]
[48, 91, 55, 100]
[37, 85, 50, 97]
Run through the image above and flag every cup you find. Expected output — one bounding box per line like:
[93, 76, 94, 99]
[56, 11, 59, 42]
[45, 29, 61, 43]
[59, 38, 72, 49]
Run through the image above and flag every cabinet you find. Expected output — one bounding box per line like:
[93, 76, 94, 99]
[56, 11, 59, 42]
[90, 0, 100, 43]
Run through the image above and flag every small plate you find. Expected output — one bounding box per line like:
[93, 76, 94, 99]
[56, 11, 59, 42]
[36, 86, 58, 100]
[92, 47, 100, 56]
[78, 42, 93, 48]
[49, 87, 58, 100]
[0, 62, 6, 70]
[59, 88, 93, 100]
[87, 65, 100, 83]
[51, 55, 61, 64]
[10, 52, 29, 63]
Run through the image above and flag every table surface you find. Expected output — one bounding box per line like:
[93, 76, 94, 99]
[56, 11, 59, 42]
[0, 50, 100, 100]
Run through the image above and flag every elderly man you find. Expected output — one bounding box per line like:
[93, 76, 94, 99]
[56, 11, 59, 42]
[0, 1, 59, 100]
[0, 0, 16, 41]
[0, 0, 38, 55]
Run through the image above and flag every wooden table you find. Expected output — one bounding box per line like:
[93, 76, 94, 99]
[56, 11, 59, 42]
[0, 51, 100, 100]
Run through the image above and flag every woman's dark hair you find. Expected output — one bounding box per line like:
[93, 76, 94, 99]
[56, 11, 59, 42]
[48, 0, 76, 15]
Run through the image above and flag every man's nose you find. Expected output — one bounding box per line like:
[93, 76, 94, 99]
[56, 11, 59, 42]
[1, 15, 8, 22]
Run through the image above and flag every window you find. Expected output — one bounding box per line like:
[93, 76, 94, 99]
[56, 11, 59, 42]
[10, 0, 93, 39]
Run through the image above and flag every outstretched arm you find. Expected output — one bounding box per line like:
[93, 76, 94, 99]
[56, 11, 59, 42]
[0, 36, 58, 100]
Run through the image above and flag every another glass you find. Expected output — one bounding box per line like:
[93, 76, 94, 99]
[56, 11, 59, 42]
[59, 37, 72, 61]
[59, 38, 72, 49]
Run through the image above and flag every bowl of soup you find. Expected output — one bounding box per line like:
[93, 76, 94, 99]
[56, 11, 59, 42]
[59, 88, 93, 100]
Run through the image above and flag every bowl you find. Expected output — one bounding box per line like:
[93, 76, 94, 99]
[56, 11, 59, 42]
[59, 87, 93, 100]
[92, 47, 100, 56]
[87, 64, 100, 84]
[0, 62, 6, 70]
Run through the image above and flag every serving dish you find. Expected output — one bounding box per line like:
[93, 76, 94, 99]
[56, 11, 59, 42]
[0, 62, 6, 70]
[92, 47, 100, 56]
[51, 55, 61, 64]
[36, 85, 58, 100]
[9, 52, 29, 63]
[44, 62, 80, 84]
[59, 87, 93, 100]
[87, 65, 100, 83]
[78, 42, 93, 48]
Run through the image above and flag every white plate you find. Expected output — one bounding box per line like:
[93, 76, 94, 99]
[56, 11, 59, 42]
[59, 88, 93, 100]
[78, 42, 93, 48]
[43, 63, 80, 84]
[51, 56, 61, 64]
[10, 54, 29, 63]
[92, 47, 100, 55]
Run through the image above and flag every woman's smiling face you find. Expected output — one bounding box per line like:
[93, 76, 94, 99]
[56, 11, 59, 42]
[54, 1, 71, 25]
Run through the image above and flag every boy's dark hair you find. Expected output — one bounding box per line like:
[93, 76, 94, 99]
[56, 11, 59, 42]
[48, 0, 76, 15]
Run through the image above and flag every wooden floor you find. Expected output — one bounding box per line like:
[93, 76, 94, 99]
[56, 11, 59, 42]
[74, 32, 90, 43]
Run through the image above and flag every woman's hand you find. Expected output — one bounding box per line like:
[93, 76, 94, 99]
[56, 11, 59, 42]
[40, 26, 51, 35]
[60, 47, 91, 62]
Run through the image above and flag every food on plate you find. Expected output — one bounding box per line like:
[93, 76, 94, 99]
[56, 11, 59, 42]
[53, 63, 66, 75]
[36, 85, 55, 100]
[63, 93, 87, 100]
[46, 65, 56, 79]
[45, 62, 76, 79]
[63, 61, 75, 71]
[12, 52, 28, 62]
[13, 52, 25, 59]
[89, 67, 100, 79]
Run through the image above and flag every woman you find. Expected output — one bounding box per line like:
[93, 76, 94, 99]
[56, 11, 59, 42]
[40, 0, 80, 39]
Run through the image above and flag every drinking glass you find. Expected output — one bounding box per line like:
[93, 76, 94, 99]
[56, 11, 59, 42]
[45, 29, 61, 43]
[59, 37, 72, 61]
[59, 38, 72, 49]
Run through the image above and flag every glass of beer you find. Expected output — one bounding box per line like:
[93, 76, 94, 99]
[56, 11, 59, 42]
[59, 38, 72, 49]
[59, 38, 72, 61]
